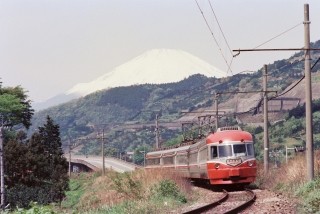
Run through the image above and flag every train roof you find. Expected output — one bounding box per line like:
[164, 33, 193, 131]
[146, 144, 190, 157]
[206, 127, 253, 144]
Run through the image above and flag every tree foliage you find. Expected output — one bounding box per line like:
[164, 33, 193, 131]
[4, 116, 69, 208]
[0, 85, 34, 128]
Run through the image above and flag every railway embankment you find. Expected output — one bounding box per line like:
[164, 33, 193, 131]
[15, 155, 320, 213]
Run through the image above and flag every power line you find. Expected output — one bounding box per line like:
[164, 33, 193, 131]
[207, 0, 233, 75]
[208, 0, 232, 54]
[253, 22, 303, 49]
[268, 55, 320, 101]
[194, 0, 233, 74]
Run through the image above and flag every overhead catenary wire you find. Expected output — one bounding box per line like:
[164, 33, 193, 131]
[268, 55, 320, 100]
[207, 0, 234, 75]
[250, 55, 320, 114]
[253, 22, 303, 49]
[233, 22, 303, 57]
[194, 0, 233, 75]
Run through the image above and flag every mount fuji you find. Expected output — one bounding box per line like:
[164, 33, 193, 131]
[34, 49, 226, 110]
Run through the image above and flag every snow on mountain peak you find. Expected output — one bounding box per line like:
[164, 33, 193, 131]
[66, 49, 226, 96]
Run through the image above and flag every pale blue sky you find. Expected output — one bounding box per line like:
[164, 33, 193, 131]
[1, 0, 319, 102]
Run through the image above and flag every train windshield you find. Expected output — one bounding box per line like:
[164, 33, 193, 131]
[246, 143, 254, 156]
[210, 143, 254, 159]
[218, 145, 233, 158]
[234, 144, 246, 156]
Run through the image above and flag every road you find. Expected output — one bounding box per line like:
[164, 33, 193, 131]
[69, 155, 139, 173]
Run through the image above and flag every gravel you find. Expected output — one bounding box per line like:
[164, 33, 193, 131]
[177, 187, 299, 214]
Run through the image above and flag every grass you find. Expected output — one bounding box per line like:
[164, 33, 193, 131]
[253, 150, 320, 212]
[60, 168, 191, 214]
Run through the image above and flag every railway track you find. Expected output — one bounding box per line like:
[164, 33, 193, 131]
[182, 189, 256, 214]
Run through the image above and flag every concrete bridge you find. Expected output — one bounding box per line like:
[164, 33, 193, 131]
[67, 155, 140, 173]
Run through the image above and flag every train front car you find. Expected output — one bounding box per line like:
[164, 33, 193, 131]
[206, 127, 257, 185]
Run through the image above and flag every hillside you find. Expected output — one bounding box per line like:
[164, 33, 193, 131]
[30, 40, 320, 157]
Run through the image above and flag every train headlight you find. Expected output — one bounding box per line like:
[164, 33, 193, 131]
[214, 163, 220, 169]
[247, 160, 254, 167]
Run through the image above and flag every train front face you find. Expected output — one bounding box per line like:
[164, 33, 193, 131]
[206, 130, 257, 185]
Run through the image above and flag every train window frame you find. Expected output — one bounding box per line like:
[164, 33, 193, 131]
[176, 154, 188, 165]
[163, 156, 174, 165]
[233, 144, 247, 157]
[198, 146, 208, 162]
[246, 143, 254, 156]
[211, 146, 218, 159]
[218, 145, 233, 158]
[146, 158, 160, 166]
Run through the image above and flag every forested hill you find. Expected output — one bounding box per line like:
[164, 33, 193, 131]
[30, 40, 320, 145]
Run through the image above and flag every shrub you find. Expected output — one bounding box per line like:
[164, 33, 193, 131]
[6, 184, 57, 208]
[302, 191, 320, 213]
[13, 202, 56, 214]
[151, 179, 187, 203]
[111, 172, 142, 199]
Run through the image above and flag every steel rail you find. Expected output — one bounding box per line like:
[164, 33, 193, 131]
[223, 189, 256, 214]
[182, 190, 228, 214]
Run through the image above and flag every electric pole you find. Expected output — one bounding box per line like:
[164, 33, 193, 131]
[68, 138, 72, 177]
[155, 114, 160, 149]
[215, 93, 219, 130]
[101, 129, 105, 176]
[304, 4, 314, 181]
[0, 126, 4, 208]
[263, 65, 269, 173]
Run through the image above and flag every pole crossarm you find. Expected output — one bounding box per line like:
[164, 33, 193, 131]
[181, 110, 226, 114]
[233, 48, 320, 57]
[217, 90, 277, 95]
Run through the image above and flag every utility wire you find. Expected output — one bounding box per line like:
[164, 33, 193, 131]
[195, 0, 233, 75]
[253, 22, 303, 49]
[268, 56, 320, 100]
[251, 55, 320, 115]
[208, 0, 232, 54]
[207, 0, 234, 75]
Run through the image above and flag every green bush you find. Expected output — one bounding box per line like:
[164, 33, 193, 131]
[151, 180, 187, 203]
[295, 179, 320, 197]
[13, 202, 56, 214]
[295, 178, 320, 213]
[303, 191, 320, 213]
[6, 184, 57, 208]
[111, 172, 142, 199]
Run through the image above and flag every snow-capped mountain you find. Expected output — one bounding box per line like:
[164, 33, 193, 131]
[66, 49, 226, 96]
[34, 49, 226, 110]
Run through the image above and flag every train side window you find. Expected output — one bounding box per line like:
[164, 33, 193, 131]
[189, 152, 198, 163]
[246, 143, 254, 156]
[211, 146, 218, 159]
[199, 147, 207, 162]
[176, 154, 188, 165]
[163, 156, 174, 165]
[147, 158, 160, 166]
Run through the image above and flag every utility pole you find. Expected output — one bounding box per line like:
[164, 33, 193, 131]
[231, 4, 315, 180]
[263, 65, 269, 173]
[68, 138, 72, 177]
[304, 4, 314, 181]
[101, 129, 106, 176]
[155, 114, 160, 149]
[0, 126, 4, 208]
[215, 93, 219, 130]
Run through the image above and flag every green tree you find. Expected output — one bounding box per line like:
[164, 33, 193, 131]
[5, 116, 69, 207]
[0, 84, 34, 208]
[0, 86, 33, 128]
[37, 116, 69, 202]
[4, 138, 28, 188]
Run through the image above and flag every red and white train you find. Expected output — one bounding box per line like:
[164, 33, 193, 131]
[146, 126, 257, 185]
